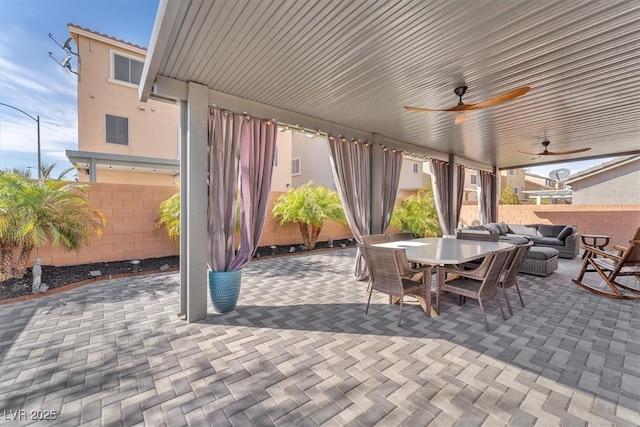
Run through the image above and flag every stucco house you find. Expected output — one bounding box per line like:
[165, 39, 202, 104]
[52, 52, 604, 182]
[565, 155, 640, 204]
[63, 24, 294, 189]
[64, 24, 180, 185]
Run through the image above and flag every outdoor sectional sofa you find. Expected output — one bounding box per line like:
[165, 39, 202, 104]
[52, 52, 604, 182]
[457, 222, 580, 259]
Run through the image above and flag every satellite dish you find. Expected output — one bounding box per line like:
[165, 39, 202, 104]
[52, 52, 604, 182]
[549, 168, 570, 182]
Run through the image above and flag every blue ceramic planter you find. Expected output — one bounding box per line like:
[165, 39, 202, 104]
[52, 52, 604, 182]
[208, 269, 242, 313]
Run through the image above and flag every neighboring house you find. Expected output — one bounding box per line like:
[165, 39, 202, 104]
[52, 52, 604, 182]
[397, 158, 429, 191]
[63, 25, 294, 188]
[462, 169, 479, 203]
[291, 132, 427, 193]
[290, 132, 335, 189]
[65, 24, 180, 185]
[523, 172, 572, 204]
[565, 155, 640, 204]
[526, 172, 558, 190]
[500, 168, 527, 202]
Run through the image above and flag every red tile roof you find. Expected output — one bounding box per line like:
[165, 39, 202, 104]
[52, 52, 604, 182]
[67, 23, 147, 51]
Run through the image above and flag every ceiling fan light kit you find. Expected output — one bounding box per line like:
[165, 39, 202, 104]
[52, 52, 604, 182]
[404, 85, 530, 124]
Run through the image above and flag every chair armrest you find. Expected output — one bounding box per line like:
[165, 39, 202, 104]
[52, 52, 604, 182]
[613, 244, 626, 252]
[400, 265, 432, 282]
[582, 244, 621, 261]
[439, 255, 492, 279]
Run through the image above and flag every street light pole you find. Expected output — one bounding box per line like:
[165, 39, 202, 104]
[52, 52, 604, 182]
[0, 102, 42, 181]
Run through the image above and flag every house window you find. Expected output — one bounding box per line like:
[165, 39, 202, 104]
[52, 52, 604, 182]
[508, 169, 515, 176]
[292, 158, 300, 176]
[274, 146, 279, 167]
[105, 114, 129, 145]
[111, 52, 144, 85]
[513, 186, 519, 194]
[470, 174, 477, 185]
[413, 163, 419, 173]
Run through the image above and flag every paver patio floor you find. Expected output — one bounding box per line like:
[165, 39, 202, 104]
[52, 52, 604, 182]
[1, 249, 638, 426]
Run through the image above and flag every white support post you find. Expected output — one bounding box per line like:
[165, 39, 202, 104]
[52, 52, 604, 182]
[186, 82, 209, 322]
[178, 100, 187, 318]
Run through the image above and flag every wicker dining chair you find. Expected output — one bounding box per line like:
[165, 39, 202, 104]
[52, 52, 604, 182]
[359, 244, 432, 326]
[361, 234, 390, 245]
[499, 241, 533, 315]
[436, 247, 514, 331]
[387, 232, 415, 242]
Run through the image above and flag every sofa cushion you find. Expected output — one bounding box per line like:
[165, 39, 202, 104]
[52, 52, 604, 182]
[557, 225, 576, 241]
[526, 246, 560, 260]
[464, 225, 487, 231]
[507, 224, 538, 236]
[499, 234, 530, 245]
[537, 224, 566, 238]
[496, 221, 509, 235]
[528, 235, 564, 246]
[484, 223, 501, 235]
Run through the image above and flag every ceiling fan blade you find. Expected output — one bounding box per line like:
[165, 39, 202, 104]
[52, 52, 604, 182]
[404, 103, 475, 113]
[544, 147, 592, 155]
[468, 87, 530, 110]
[518, 150, 540, 155]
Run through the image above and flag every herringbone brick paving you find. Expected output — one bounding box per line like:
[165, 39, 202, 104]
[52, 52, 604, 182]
[0, 249, 638, 426]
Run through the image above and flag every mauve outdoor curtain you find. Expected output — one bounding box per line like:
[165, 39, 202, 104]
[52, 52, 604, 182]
[478, 170, 496, 224]
[207, 107, 277, 272]
[328, 138, 403, 280]
[328, 136, 371, 280]
[381, 148, 403, 231]
[430, 159, 451, 235]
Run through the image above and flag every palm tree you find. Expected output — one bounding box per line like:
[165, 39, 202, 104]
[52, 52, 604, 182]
[271, 182, 346, 250]
[391, 186, 442, 237]
[1, 162, 77, 181]
[0, 173, 106, 281]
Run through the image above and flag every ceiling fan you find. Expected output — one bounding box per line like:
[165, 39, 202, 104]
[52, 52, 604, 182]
[520, 139, 592, 160]
[404, 85, 530, 124]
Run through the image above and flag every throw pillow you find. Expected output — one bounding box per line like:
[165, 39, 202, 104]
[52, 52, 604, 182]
[557, 226, 576, 241]
[484, 223, 501, 235]
[496, 221, 509, 235]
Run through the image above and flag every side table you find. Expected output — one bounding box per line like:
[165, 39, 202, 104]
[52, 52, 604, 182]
[580, 234, 610, 259]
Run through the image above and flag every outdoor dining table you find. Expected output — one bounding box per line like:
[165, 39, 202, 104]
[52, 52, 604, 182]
[373, 237, 513, 317]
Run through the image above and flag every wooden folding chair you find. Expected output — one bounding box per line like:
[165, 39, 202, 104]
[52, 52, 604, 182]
[572, 227, 640, 299]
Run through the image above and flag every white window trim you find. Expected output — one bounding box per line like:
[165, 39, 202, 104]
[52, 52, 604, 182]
[292, 157, 301, 176]
[108, 49, 144, 88]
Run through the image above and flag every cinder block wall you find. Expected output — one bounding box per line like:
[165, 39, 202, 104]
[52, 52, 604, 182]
[459, 204, 640, 248]
[28, 186, 354, 267]
[31, 183, 637, 267]
[29, 183, 180, 266]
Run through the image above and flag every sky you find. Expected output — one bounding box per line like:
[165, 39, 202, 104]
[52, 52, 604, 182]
[0, 0, 158, 178]
[0, 0, 616, 181]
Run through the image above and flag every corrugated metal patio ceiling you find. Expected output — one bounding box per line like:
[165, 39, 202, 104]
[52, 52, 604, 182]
[143, 0, 640, 169]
